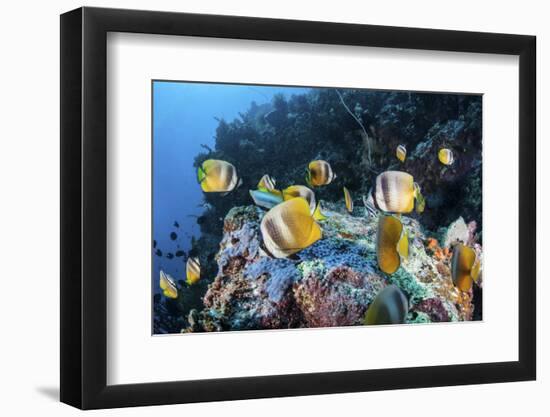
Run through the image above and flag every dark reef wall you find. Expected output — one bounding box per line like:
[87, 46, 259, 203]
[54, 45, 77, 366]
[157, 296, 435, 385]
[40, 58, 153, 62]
[194, 89, 482, 244]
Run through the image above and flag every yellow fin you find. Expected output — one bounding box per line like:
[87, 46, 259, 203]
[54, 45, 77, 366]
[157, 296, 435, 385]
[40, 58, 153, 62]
[162, 287, 178, 299]
[343, 186, 353, 213]
[471, 258, 481, 282]
[306, 218, 322, 246]
[313, 202, 327, 221]
[397, 230, 409, 259]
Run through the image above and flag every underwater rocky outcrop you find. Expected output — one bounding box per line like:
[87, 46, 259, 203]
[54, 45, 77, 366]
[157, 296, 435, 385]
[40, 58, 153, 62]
[184, 202, 481, 332]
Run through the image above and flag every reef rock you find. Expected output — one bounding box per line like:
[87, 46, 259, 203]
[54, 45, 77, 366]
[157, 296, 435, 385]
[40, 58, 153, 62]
[187, 203, 480, 333]
[440, 216, 479, 248]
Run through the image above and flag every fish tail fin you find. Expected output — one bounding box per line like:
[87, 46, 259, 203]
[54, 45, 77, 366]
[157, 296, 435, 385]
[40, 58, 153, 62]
[197, 166, 206, 184]
[237, 177, 243, 189]
[305, 170, 312, 187]
[397, 230, 409, 259]
[471, 259, 481, 282]
[313, 202, 327, 221]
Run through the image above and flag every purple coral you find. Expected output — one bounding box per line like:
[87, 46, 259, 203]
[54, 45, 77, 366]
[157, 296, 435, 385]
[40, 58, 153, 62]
[293, 266, 385, 328]
[412, 298, 450, 322]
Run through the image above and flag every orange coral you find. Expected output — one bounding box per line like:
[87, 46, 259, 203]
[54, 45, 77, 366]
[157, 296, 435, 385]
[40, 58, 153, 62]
[426, 238, 439, 250]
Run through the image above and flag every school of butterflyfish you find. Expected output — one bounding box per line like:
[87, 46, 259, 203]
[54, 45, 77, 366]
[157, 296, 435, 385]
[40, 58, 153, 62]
[157, 142, 479, 326]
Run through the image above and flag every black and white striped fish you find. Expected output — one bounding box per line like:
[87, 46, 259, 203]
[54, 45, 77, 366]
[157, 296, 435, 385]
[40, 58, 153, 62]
[363, 192, 378, 218]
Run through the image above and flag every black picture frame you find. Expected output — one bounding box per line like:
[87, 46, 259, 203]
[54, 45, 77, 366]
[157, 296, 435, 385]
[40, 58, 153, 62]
[60, 6, 536, 410]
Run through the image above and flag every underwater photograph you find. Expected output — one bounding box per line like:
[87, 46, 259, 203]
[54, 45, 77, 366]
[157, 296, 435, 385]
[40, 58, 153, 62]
[152, 81, 483, 335]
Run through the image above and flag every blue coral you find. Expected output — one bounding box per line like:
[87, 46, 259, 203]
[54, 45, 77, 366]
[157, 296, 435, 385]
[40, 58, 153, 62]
[299, 237, 375, 276]
[244, 257, 299, 302]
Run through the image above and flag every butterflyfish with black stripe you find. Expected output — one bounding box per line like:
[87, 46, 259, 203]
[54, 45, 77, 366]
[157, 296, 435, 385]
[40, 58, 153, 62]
[363, 192, 378, 218]
[451, 244, 481, 292]
[305, 160, 336, 187]
[438, 148, 454, 166]
[257, 174, 276, 192]
[186, 257, 201, 285]
[260, 197, 322, 258]
[159, 270, 178, 299]
[343, 186, 353, 213]
[197, 159, 242, 193]
[364, 285, 409, 325]
[373, 171, 425, 214]
[396, 145, 407, 163]
[376, 214, 409, 274]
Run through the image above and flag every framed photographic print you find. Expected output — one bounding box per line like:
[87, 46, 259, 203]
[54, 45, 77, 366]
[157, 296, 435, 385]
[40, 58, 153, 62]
[60, 6, 536, 409]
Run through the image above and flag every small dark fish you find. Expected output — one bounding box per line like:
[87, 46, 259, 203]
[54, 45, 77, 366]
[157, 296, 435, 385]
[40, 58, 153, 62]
[170, 232, 177, 240]
[155, 249, 163, 257]
[174, 221, 180, 228]
[175, 250, 185, 257]
[153, 240, 157, 248]
[166, 253, 174, 259]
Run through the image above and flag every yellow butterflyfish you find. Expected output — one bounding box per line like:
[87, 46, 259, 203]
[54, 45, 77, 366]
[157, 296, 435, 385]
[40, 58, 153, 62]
[306, 160, 336, 187]
[373, 171, 416, 214]
[396, 145, 407, 163]
[159, 270, 178, 299]
[451, 244, 480, 292]
[197, 159, 241, 193]
[376, 214, 409, 274]
[260, 197, 322, 258]
[186, 257, 201, 285]
[438, 148, 454, 166]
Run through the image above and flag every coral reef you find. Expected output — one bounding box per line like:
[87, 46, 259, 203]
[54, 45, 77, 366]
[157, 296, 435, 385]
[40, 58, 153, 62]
[185, 202, 482, 332]
[155, 88, 483, 333]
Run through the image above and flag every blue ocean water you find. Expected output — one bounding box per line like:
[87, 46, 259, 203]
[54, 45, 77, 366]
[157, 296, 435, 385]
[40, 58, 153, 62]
[152, 81, 310, 294]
